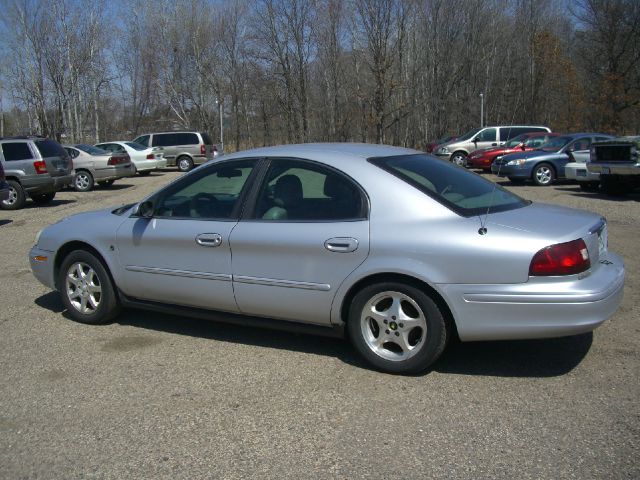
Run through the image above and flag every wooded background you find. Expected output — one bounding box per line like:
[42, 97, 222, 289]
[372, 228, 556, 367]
[1, 0, 639, 151]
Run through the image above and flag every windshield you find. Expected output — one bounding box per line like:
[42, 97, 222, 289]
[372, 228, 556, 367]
[125, 142, 147, 151]
[76, 144, 109, 155]
[540, 136, 572, 151]
[454, 128, 482, 142]
[369, 154, 530, 217]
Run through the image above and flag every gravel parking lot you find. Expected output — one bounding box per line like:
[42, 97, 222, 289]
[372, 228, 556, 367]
[1, 170, 638, 479]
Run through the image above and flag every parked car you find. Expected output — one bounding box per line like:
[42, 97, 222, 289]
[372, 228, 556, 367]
[467, 132, 560, 171]
[94, 141, 166, 175]
[587, 136, 640, 195]
[132, 131, 214, 172]
[425, 135, 457, 153]
[0, 160, 9, 202]
[29, 143, 624, 374]
[435, 125, 551, 166]
[0, 136, 72, 210]
[64, 144, 134, 192]
[492, 133, 614, 186]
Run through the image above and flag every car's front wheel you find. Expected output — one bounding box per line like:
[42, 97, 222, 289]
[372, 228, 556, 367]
[58, 250, 120, 324]
[450, 151, 467, 167]
[348, 282, 449, 374]
[532, 163, 555, 186]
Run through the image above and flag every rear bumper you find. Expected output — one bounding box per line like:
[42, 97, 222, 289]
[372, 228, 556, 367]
[94, 164, 135, 181]
[23, 174, 73, 194]
[588, 163, 640, 175]
[565, 162, 599, 182]
[132, 159, 160, 172]
[439, 252, 625, 341]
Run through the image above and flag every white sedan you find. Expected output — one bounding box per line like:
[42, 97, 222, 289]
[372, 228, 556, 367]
[95, 141, 166, 175]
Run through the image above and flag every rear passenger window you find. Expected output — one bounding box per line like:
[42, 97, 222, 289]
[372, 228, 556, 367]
[152, 134, 176, 147]
[255, 160, 365, 221]
[34, 139, 67, 158]
[1, 143, 34, 161]
[134, 135, 150, 147]
[500, 128, 524, 140]
[176, 133, 198, 145]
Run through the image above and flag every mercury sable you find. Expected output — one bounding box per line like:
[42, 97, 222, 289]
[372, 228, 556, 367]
[29, 144, 625, 374]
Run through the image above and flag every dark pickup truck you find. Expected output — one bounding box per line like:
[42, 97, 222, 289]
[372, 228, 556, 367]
[587, 136, 640, 194]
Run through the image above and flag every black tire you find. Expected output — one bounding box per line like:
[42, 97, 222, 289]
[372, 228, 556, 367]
[57, 250, 121, 325]
[449, 151, 467, 167]
[138, 170, 152, 176]
[31, 192, 56, 204]
[73, 170, 94, 192]
[347, 282, 449, 374]
[177, 156, 194, 172]
[579, 181, 599, 192]
[97, 179, 115, 187]
[1, 180, 27, 210]
[531, 162, 555, 186]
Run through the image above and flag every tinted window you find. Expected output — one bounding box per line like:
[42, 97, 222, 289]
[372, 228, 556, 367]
[1, 142, 34, 161]
[154, 160, 256, 219]
[200, 132, 213, 145]
[152, 134, 177, 147]
[255, 160, 365, 221]
[133, 135, 150, 147]
[176, 133, 198, 145]
[477, 128, 496, 142]
[65, 147, 80, 158]
[125, 142, 147, 151]
[570, 138, 591, 151]
[34, 139, 67, 158]
[76, 144, 108, 155]
[370, 154, 529, 217]
[500, 127, 525, 141]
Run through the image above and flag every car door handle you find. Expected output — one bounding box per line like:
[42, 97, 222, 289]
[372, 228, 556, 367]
[195, 233, 222, 247]
[324, 237, 358, 253]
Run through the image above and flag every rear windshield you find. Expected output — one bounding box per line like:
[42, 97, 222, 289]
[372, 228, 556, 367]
[540, 136, 572, 151]
[125, 142, 147, 151]
[369, 154, 530, 217]
[34, 139, 67, 158]
[76, 144, 108, 155]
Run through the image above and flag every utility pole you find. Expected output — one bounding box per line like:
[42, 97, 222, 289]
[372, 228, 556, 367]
[479, 93, 484, 128]
[216, 98, 224, 153]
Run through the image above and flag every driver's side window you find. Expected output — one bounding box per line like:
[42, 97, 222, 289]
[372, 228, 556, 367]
[154, 160, 256, 219]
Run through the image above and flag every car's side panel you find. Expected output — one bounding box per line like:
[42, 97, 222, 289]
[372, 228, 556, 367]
[230, 221, 370, 325]
[115, 217, 239, 312]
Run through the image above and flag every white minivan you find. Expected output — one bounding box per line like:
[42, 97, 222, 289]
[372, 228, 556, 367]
[435, 125, 551, 166]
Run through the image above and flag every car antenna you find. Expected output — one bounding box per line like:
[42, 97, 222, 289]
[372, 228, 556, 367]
[477, 96, 521, 235]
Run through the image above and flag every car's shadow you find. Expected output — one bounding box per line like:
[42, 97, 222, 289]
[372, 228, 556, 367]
[0, 219, 12, 226]
[35, 291, 592, 378]
[553, 186, 640, 201]
[26, 199, 76, 208]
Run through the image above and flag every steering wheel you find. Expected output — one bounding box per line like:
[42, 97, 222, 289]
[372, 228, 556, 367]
[190, 192, 219, 218]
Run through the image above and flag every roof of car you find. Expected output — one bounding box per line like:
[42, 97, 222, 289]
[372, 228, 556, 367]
[222, 143, 419, 161]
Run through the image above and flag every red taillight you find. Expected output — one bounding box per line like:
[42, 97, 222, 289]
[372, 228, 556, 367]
[529, 239, 590, 276]
[200, 144, 206, 155]
[108, 155, 130, 165]
[146, 153, 154, 159]
[108, 156, 116, 166]
[34, 160, 48, 174]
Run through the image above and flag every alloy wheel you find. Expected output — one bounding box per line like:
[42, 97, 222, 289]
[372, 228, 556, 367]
[65, 262, 102, 315]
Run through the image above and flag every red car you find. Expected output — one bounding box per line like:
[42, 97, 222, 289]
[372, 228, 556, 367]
[425, 135, 457, 153]
[466, 132, 560, 170]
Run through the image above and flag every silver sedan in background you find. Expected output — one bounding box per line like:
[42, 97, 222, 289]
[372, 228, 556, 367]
[29, 143, 625, 374]
[64, 144, 134, 191]
[95, 141, 166, 175]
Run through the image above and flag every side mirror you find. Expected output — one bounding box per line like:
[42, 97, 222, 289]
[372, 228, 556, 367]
[473, 137, 479, 143]
[520, 143, 526, 150]
[136, 200, 155, 218]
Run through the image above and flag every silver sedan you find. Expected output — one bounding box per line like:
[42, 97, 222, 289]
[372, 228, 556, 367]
[29, 143, 625, 374]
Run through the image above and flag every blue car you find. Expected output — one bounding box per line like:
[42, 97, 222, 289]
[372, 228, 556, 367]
[492, 133, 613, 186]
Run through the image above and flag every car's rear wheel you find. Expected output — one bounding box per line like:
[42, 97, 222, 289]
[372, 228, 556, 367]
[177, 156, 194, 172]
[74, 170, 94, 192]
[31, 192, 56, 204]
[450, 151, 467, 167]
[58, 250, 120, 324]
[532, 163, 555, 186]
[1, 180, 26, 210]
[348, 282, 448, 374]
